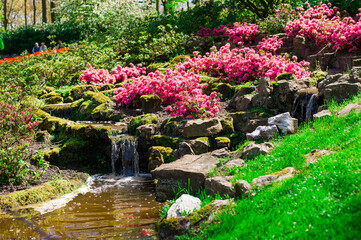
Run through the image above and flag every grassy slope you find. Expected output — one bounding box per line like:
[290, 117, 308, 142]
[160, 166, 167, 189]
[187, 95, 361, 239]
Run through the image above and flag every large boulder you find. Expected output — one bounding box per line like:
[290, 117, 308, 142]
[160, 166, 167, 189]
[268, 112, 298, 134]
[246, 125, 279, 141]
[137, 124, 156, 141]
[277, 78, 310, 112]
[188, 140, 209, 155]
[148, 146, 174, 171]
[167, 194, 201, 219]
[230, 111, 269, 133]
[140, 94, 162, 113]
[228, 86, 256, 111]
[318, 73, 361, 101]
[182, 118, 222, 138]
[151, 152, 219, 201]
[313, 110, 332, 119]
[204, 176, 235, 197]
[251, 78, 274, 109]
[241, 142, 274, 160]
[225, 158, 245, 168]
[42, 103, 72, 118]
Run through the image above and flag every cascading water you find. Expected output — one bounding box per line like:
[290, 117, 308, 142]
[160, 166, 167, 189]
[110, 135, 140, 176]
[291, 90, 321, 123]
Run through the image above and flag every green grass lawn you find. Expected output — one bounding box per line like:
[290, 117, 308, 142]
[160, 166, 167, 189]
[186, 95, 361, 239]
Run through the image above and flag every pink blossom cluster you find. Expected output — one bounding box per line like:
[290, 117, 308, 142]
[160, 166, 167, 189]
[179, 43, 310, 82]
[113, 69, 220, 119]
[112, 63, 146, 82]
[198, 23, 258, 45]
[79, 64, 146, 86]
[257, 35, 284, 54]
[0, 103, 38, 132]
[286, 3, 361, 52]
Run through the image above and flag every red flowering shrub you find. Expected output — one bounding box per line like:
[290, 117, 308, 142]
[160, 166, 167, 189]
[257, 35, 283, 54]
[286, 3, 361, 52]
[198, 23, 258, 45]
[113, 69, 220, 119]
[79, 65, 116, 86]
[179, 43, 310, 82]
[111, 63, 146, 82]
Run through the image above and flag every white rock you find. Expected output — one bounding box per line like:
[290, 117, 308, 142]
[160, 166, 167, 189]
[167, 194, 201, 219]
[246, 125, 279, 140]
[268, 112, 298, 134]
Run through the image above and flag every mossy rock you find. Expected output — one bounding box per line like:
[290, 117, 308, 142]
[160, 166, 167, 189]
[45, 86, 55, 93]
[71, 98, 85, 110]
[171, 55, 191, 64]
[214, 83, 235, 99]
[99, 84, 115, 91]
[42, 148, 61, 164]
[42, 103, 72, 118]
[215, 137, 231, 149]
[147, 62, 170, 71]
[83, 91, 96, 100]
[353, 58, 361, 67]
[35, 130, 52, 142]
[90, 103, 108, 119]
[40, 91, 59, 99]
[115, 83, 124, 88]
[196, 137, 211, 146]
[79, 100, 96, 116]
[101, 89, 115, 97]
[39, 116, 70, 133]
[199, 75, 220, 84]
[140, 94, 162, 113]
[35, 109, 51, 119]
[220, 117, 234, 134]
[128, 114, 157, 135]
[275, 72, 295, 81]
[72, 85, 97, 100]
[160, 117, 183, 136]
[44, 96, 63, 104]
[310, 71, 327, 87]
[91, 92, 111, 105]
[152, 135, 179, 149]
[62, 138, 86, 151]
[64, 96, 74, 103]
[148, 146, 174, 171]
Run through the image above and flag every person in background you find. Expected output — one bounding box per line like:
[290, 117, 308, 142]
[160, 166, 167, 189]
[32, 42, 40, 53]
[40, 42, 47, 52]
[56, 40, 64, 49]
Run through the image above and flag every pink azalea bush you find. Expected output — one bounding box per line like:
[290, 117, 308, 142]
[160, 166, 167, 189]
[113, 69, 220, 119]
[79, 64, 146, 86]
[0, 103, 38, 132]
[257, 35, 283, 54]
[79, 65, 115, 86]
[179, 43, 310, 82]
[286, 2, 361, 52]
[111, 63, 146, 82]
[198, 23, 258, 45]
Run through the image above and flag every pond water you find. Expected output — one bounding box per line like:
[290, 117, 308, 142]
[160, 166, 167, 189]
[0, 174, 160, 239]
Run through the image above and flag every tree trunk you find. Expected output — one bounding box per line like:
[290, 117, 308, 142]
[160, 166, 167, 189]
[156, 0, 159, 13]
[50, 1, 56, 23]
[162, 0, 167, 14]
[24, 0, 27, 26]
[3, 0, 8, 30]
[41, 0, 46, 23]
[33, 0, 36, 25]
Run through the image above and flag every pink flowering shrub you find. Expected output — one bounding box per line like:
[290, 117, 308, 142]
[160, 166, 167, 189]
[111, 63, 146, 82]
[179, 43, 310, 82]
[113, 69, 220, 119]
[79, 65, 115, 86]
[286, 3, 361, 52]
[198, 23, 258, 45]
[0, 103, 38, 132]
[257, 35, 283, 54]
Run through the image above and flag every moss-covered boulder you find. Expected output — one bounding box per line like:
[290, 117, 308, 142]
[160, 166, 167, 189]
[44, 96, 63, 104]
[353, 58, 361, 67]
[160, 117, 183, 136]
[40, 91, 59, 99]
[199, 75, 220, 84]
[215, 83, 235, 99]
[42, 148, 61, 164]
[310, 71, 327, 87]
[72, 85, 97, 100]
[90, 103, 108, 119]
[215, 137, 231, 149]
[220, 117, 234, 134]
[64, 96, 74, 103]
[79, 100, 96, 116]
[45, 86, 55, 93]
[128, 114, 157, 135]
[42, 103, 72, 118]
[171, 55, 190, 64]
[152, 135, 179, 149]
[148, 146, 175, 171]
[91, 92, 111, 105]
[275, 72, 295, 82]
[140, 94, 162, 113]
[147, 62, 170, 72]
[99, 84, 115, 91]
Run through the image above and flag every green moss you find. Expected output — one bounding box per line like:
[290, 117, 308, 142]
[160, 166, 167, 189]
[154, 146, 174, 163]
[128, 114, 157, 135]
[220, 117, 234, 134]
[99, 84, 115, 91]
[45, 86, 54, 93]
[353, 58, 361, 67]
[64, 96, 74, 103]
[275, 72, 295, 81]
[196, 137, 210, 146]
[171, 55, 191, 64]
[62, 138, 86, 150]
[161, 117, 183, 136]
[0, 176, 88, 208]
[310, 70, 327, 87]
[91, 103, 108, 116]
[140, 94, 162, 113]
[214, 83, 235, 99]
[152, 135, 179, 149]
[42, 148, 60, 163]
[91, 92, 110, 105]
[80, 100, 96, 116]
[72, 85, 97, 100]
[101, 89, 115, 97]
[71, 98, 85, 110]
[35, 109, 51, 119]
[44, 96, 63, 104]
[199, 75, 220, 84]
[215, 137, 231, 144]
[40, 91, 59, 99]
[147, 62, 170, 70]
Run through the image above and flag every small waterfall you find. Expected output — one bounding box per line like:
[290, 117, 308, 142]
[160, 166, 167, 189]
[120, 137, 139, 176]
[111, 139, 120, 175]
[291, 90, 320, 123]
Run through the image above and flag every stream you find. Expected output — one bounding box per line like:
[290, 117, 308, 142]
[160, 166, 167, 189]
[0, 174, 160, 239]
